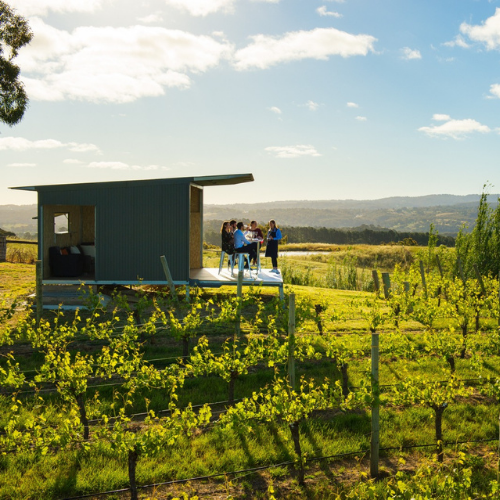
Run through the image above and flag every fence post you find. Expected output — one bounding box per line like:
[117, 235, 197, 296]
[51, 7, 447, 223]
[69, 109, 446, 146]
[288, 293, 296, 391]
[372, 270, 380, 294]
[36, 260, 42, 327]
[0, 236, 6, 262]
[419, 260, 427, 298]
[370, 331, 380, 478]
[381, 273, 391, 299]
[160, 255, 177, 301]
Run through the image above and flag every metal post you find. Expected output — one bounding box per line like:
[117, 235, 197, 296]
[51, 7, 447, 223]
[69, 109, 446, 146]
[288, 293, 296, 391]
[381, 273, 391, 299]
[370, 332, 380, 479]
[256, 241, 261, 272]
[36, 260, 42, 326]
[236, 270, 244, 336]
[419, 260, 427, 297]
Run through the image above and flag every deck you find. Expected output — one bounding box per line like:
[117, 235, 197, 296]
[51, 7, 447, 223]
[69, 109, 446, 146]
[189, 267, 284, 296]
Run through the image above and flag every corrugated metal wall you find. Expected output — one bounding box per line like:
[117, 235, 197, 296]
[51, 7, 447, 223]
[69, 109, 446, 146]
[39, 182, 190, 282]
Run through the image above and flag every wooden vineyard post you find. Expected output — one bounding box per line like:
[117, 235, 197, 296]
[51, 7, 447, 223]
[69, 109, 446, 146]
[436, 254, 444, 278]
[235, 270, 244, 336]
[0, 236, 6, 262]
[370, 332, 380, 479]
[419, 260, 427, 298]
[160, 255, 177, 301]
[288, 293, 296, 391]
[36, 260, 42, 327]
[381, 273, 391, 299]
[372, 270, 380, 294]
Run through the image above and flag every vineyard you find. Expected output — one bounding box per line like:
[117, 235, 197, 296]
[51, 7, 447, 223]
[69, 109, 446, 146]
[2, 256, 500, 499]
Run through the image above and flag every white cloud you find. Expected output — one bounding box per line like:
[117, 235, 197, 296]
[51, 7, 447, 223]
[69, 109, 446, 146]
[488, 84, 500, 99]
[233, 27, 376, 70]
[137, 13, 164, 24]
[18, 19, 233, 103]
[269, 106, 282, 114]
[63, 159, 85, 164]
[251, 0, 280, 3]
[7, 163, 36, 168]
[346, 102, 359, 108]
[432, 114, 451, 121]
[306, 100, 319, 111]
[265, 145, 321, 158]
[401, 47, 421, 60]
[443, 36, 470, 49]
[460, 8, 500, 50]
[163, 0, 235, 16]
[316, 6, 342, 18]
[8, 0, 106, 16]
[86, 161, 167, 170]
[418, 115, 490, 139]
[0, 137, 101, 153]
[355, 116, 367, 121]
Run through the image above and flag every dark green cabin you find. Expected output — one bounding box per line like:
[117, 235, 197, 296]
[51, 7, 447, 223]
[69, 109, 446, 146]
[11, 174, 253, 285]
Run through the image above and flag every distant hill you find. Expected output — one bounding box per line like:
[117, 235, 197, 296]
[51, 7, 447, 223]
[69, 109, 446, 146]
[0, 204, 38, 235]
[1, 194, 498, 237]
[204, 194, 499, 235]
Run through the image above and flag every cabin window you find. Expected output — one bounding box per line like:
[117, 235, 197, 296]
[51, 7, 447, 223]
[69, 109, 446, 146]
[54, 212, 69, 234]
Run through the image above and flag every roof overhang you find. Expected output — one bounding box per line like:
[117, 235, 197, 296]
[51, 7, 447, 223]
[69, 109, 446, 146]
[10, 173, 254, 192]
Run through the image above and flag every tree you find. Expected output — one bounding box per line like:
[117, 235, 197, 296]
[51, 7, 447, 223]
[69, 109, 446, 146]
[0, 1, 32, 125]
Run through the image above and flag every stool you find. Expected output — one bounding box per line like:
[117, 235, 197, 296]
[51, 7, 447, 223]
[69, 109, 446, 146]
[231, 252, 252, 277]
[218, 251, 234, 275]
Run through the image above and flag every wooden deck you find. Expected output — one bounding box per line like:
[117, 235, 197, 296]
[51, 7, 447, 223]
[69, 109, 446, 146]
[189, 267, 283, 292]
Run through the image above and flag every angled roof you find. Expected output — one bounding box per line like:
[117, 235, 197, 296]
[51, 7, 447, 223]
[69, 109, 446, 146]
[10, 173, 254, 192]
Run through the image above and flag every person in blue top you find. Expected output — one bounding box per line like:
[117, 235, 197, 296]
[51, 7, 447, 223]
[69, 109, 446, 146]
[265, 219, 282, 274]
[234, 221, 258, 265]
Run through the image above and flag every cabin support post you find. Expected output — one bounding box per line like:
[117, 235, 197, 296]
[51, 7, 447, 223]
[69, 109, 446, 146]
[36, 260, 42, 326]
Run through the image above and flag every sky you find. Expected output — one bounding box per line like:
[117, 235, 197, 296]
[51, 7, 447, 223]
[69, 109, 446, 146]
[2, 0, 500, 206]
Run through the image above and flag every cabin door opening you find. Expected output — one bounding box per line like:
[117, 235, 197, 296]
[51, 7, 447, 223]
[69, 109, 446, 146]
[189, 186, 203, 270]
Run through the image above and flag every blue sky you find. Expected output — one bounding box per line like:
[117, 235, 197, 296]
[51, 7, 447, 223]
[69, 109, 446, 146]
[2, 0, 500, 206]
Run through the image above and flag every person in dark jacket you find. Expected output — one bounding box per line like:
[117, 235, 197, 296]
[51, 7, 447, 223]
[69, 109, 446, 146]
[221, 221, 234, 255]
[265, 219, 282, 274]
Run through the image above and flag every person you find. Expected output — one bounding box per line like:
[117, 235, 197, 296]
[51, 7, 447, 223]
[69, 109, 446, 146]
[229, 219, 237, 234]
[247, 220, 264, 242]
[233, 221, 258, 265]
[265, 219, 282, 274]
[220, 221, 234, 256]
[245, 221, 264, 265]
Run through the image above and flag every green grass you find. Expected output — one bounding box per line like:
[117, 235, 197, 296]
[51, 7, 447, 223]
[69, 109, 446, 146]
[2, 253, 500, 499]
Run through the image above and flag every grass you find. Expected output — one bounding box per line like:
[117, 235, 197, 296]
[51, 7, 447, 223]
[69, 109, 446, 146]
[2, 249, 500, 499]
[5, 241, 38, 264]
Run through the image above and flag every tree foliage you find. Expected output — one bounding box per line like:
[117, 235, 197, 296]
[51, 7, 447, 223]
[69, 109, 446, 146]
[455, 187, 500, 278]
[0, 1, 32, 126]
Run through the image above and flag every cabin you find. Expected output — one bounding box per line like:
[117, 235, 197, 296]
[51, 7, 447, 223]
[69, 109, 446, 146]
[10, 174, 283, 299]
